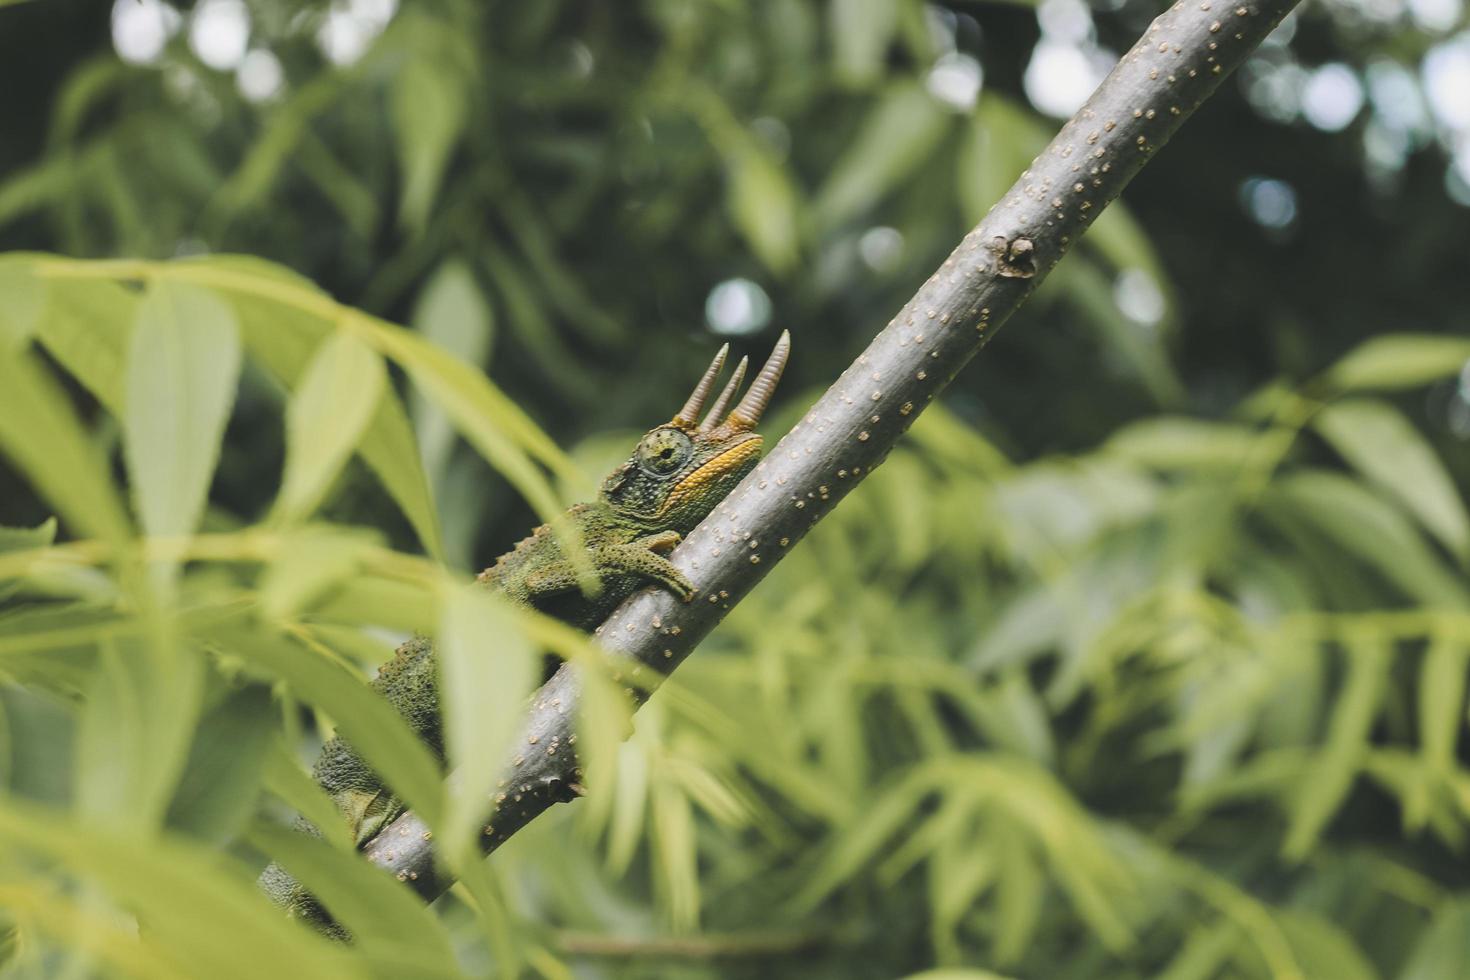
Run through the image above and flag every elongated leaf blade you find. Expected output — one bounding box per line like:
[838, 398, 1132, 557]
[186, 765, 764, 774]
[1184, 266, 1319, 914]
[1324, 334, 1470, 392]
[1268, 471, 1467, 608]
[1418, 636, 1467, 774]
[248, 821, 461, 974]
[1399, 898, 1470, 980]
[437, 584, 537, 863]
[357, 317, 589, 579]
[197, 255, 444, 559]
[262, 742, 354, 852]
[33, 274, 141, 414]
[0, 255, 45, 350]
[410, 260, 495, 485]
[277, 331, 387, 522]
[0, 349, 131, 541]
[1313, 397, 1470, 562]
[726, 140, 801, 274]
[123, 280, 242, 540]
[216, 628, 445, 831]
[166, 685, 276, 845]
[0, 800, 358, 980]
[1284, 640, 1389, 858]
[813, 81, 950, 231]
[391, 60, 466, 233]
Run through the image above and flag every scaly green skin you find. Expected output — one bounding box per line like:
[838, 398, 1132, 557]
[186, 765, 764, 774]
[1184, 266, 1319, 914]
[260, 338, 788, 934]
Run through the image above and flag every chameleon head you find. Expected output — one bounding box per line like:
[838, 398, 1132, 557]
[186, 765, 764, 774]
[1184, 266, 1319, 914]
[601, 331, 791, 533]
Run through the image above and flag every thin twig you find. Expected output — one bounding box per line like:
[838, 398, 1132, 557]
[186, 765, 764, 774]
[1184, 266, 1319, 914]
[355, 0, 1302, 908]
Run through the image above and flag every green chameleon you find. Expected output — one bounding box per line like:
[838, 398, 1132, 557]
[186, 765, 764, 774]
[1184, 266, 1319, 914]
[261, 333, 790, 926]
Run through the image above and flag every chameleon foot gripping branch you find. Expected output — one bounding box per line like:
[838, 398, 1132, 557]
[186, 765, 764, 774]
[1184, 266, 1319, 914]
[337, 0, 1304, 917]
[261, 336, 792, 931]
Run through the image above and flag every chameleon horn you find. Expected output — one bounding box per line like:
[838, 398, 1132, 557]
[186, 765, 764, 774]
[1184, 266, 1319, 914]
[698, 356, 748, 432]
[671, 343, 729, 427]
[725, 330, 790, 430]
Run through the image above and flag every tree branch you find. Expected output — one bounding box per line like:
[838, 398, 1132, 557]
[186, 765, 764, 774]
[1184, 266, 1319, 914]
[354, 0, 1300, 907]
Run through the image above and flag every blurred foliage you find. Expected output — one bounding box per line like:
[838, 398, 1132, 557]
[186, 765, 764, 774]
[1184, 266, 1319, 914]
[2, 0, 1470, 978]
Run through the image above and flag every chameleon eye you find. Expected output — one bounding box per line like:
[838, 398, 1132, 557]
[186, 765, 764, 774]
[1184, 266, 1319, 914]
[636, 428, 693, 477]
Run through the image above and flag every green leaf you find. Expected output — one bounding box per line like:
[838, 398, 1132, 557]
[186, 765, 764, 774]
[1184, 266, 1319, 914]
[258, 526, 381, 622]
[790, 768, 930, 911]
[75, 640, 149, 827]
[497, 193, 626, 346]
[1267, 471, 1467, 607]
[359, 391, 448, 562]
[357, 317, 590, 581]
[216, 628, 444, 831]
[0, 602, 128, 657]
[357, 314, 577, 486]
[76, 628, 205, 834]
[959, 96, 1050, 225]
[123, 280, 242, 541]
[1324, 334, 1470, 393]
[1418, 636, 1468, 775]
[929, 841, 997, 945]
[0, 255, 46, 350]
[247, 821, 461, 974]
[391, 60, 466, 233]
[1399, 899, 1470, 980]
[0, 517, 55, 555]
[993, 668, 1056, 765]
[437, 584, 537, 863]
[653, 779, 701, 930]
[0, 518, 56, 601]
[1085, 204, 1173, 304]
[32, 274, 140, 413]
[276, 330, 387, 523]
[970, 587, 1063, 671]
[480, 244, 600, 399]
[297, 131, 380, 239]
[207, 254, 444, 559]
[210, 71, 354, 219]
[0, 799, 357, 980]
[409, 259, 495, 488]
[576, 660, 636, 834]
[0, 684, 76, 805]
[1059, 261, 1184, 406]
[1104, 417, 1258, 471]
[813, 81, 950, 231]
[1276, 911, 1377, 980]
[0, 602, 114, 698]
[262, 742, 354, 851]
[1284, 639, 1389, 859]
[604, 736, 650, 875]
[447, 855, 524, 975]
[727, 141, 801, 275]
[992, 826, 1044, 964]
[830, 0, 898, 87]
[166, 685, 276, 845]
[0, 348, 131, 541]
[310, 574, 439, 637]
[1313, 398, 1470, 562]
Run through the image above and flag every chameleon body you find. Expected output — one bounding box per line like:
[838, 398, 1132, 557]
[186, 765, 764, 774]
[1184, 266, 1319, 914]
[261, 334, 790, 929]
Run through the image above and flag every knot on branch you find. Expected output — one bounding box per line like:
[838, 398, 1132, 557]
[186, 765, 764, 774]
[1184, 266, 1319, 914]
[989, 236, 1038, 279]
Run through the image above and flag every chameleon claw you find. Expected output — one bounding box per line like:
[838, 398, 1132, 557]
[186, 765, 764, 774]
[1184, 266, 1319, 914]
[643, 530, 682, 555]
